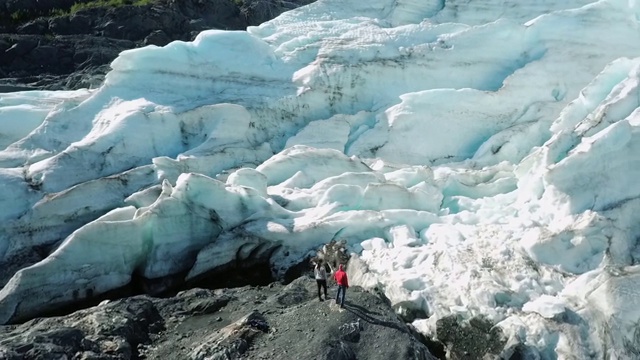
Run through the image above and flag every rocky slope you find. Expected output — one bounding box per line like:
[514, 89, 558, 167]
[0, 0, 314, 91]
[0, 273, 531, 360]
[0, 277, 443, 360]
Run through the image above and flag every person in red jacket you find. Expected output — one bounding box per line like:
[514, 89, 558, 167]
[334, 264, 349, 308]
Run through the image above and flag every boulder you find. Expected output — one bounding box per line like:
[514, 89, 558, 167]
[436, 315, 507, 360]
[190, 311, 269, 360]
[144, 30, 171, 46]
[393, 300, 429, 323]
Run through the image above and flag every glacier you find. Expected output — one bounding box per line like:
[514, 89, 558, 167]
[1, 0, 640, 358]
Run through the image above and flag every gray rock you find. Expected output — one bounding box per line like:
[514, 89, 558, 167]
[183, 297, 230, 315]
[49, 16, 83, 35]
[0, 278, 441, 360]
[339, 319, 364, 342]
[68, 14, 93, 34]
[269, 276, 312, 307]
[324, 340, 357, 360]
[188, 18, 209, 32]
[26, 45, 59, 66]
[16, 19, 48, 35]
[4, 39, 37, 58]
[503, 342, 542, 360]
[393, 300, 429, 323]
[144, 30, 171, 47]
[0, 38, 11, 52]
[0, 297, 164, 360]
[191, 311, 268, 360]
[436, 315, 507, 360]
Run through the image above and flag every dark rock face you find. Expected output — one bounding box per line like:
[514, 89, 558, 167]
[435, 315, 507, 360]
[0, 33, 135, 90]
[393, 300, 429, 323]
[0, 278, 437, 360]
[0, 297, 165, 359]
[1, 0, 89, 18]
[0, 0, 316, 91]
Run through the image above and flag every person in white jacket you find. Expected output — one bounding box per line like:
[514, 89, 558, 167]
[314, 260, 330, 301]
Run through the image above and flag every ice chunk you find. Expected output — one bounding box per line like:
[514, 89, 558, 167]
[522, 295, 566, 318]
[361, 237, 388, 251]
[386, 225, 421, 247]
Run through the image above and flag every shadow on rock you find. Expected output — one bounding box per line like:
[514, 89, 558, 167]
[343, 302, 409, 334]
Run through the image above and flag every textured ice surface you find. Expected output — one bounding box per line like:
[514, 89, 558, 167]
[1, 0, 640, 357]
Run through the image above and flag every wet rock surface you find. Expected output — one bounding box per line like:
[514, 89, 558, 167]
[0, 277, 438, 360]
[0, 0, 315, 91]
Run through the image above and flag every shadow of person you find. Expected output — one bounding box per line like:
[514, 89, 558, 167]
[343, 302, 383, 316]
[342, 302, 408, 334]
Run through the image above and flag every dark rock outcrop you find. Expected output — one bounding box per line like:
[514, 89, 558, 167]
[435, 315, 507, 360]
[0, 297, 164, 359]
[0, 0, 315, 91]
[393, 300, 429, 323]
[0, 33, 132, 90]
[0, 277, 438, 360]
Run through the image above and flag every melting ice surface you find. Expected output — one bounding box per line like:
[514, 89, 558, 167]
[1, 0, 640, 357]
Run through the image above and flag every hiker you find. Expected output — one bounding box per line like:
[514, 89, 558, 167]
[314, 260, 329, 301]
[334, 264, 349, 308]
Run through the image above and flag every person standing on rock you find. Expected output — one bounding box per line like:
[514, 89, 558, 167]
[315, 261, 329, 301]
[334, 264, 349, 308]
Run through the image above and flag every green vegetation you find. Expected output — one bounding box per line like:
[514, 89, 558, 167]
[50, 8, 69, 17]
[69, 0, 154, 14]
[8, 0, 155, 27]
[9, 9, 30, 23]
